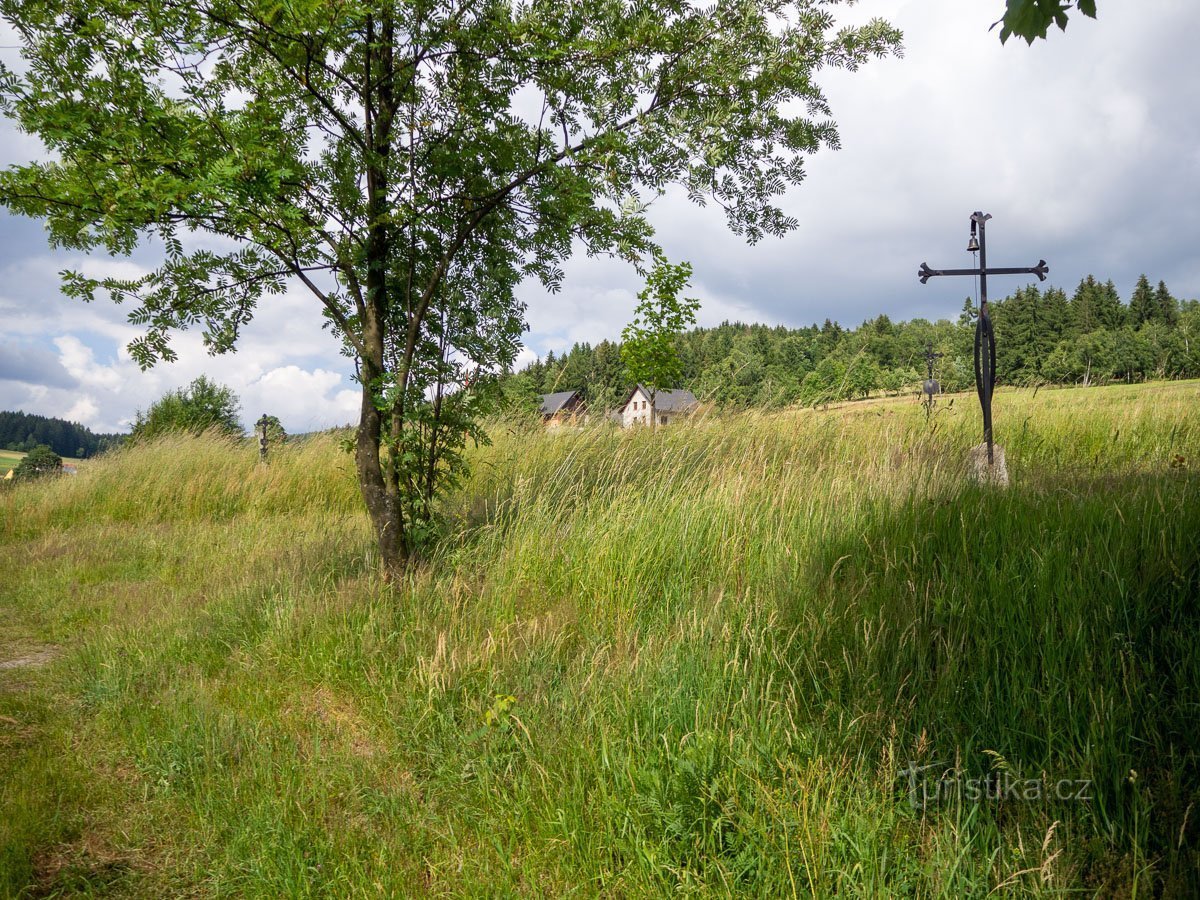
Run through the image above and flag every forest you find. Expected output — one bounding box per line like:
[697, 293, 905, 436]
[503, 274, 1198, 411]
[0, 410, 123, 458]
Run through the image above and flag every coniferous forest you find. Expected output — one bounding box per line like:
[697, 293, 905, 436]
[0, 410, 123, 458]
[504, 274, 1198, 411]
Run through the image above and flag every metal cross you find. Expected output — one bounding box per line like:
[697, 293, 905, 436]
[923, 341, 943, 384]
[920, 342, 944, 419]
[918, 212, 1048, 465]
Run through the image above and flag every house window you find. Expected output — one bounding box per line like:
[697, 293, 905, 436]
[661, 416, 669, 425]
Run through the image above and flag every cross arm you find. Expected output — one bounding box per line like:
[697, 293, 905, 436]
[918, 260, 1049, 284]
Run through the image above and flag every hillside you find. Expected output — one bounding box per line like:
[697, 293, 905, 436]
[506, 280, 1200, 412]
[1, 382, 1198, 895]
[0, 410, 123, 459]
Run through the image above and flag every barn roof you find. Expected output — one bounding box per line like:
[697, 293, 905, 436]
[621, 385, 698, 413]
[539, 389, 580, 416]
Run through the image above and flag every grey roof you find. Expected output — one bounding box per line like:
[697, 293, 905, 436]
[623, 385, 698, 413]
[539, 389, 580, 416]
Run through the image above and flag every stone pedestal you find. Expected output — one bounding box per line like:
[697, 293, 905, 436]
[968, 442, 1009, 486]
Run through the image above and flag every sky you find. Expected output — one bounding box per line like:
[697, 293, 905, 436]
[1, 0, 1197, 434]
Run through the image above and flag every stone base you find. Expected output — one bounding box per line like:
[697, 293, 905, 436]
[968, 442, 1009, 486]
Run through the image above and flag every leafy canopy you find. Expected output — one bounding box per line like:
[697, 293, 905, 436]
[132, 376, 243, 441]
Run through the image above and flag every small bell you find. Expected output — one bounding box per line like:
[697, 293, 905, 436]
[966, 234, 980, 253]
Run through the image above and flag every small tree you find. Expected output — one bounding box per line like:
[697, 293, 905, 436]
[499, 373, 544, 420]
[258, 415, 287, 444]
[13, 444, 62, 480]
[621, 258, 700, 428]
[132, 376, 243, 441]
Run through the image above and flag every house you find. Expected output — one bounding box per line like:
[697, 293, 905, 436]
[618, 384, 697, 427]
[539, 389, 586, 426]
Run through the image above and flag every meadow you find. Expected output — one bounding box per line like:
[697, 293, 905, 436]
[1, 449, 86, 475]
[0, 450, 25, 471]
[1, 381, 1197, 897]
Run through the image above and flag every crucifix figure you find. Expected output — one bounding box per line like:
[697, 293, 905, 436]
[921, 341, 943, 418]
[918, 212, 1048, 465]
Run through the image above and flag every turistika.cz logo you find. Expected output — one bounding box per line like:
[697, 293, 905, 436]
[898, 761, 1093, 812]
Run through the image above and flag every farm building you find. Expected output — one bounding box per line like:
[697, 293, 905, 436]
[618, 385, 697, 427]
[539, 389, 586, 426]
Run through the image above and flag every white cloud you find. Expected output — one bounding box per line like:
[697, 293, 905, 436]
[62, 396, 99, 425]
[240, 366, 360, 432]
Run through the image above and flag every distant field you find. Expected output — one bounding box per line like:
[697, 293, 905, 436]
[1, 448, 85, 471]
[1, 381, 1198, 896]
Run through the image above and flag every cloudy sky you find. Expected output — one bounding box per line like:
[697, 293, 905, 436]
[1, 0, 1197, 434]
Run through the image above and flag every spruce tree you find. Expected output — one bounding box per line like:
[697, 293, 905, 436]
[1096, 280, 1127, 330]
[1070, 276, 1100, 333]
[1129, 275, 1157, 327]
[1154, 281, 1180, 328]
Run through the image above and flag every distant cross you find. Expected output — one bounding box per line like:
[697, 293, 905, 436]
[918, 212, 1048, 465]
[923, 341, 943, 385]
[921, 342, 943, 418]
[256, 413, 270, 464]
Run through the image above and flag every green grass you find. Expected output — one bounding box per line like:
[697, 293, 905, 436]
[1, 381, 1198, 896]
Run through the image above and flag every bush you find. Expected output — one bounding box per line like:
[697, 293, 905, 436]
[132, 376, 243, 441]
[12, 444, 62, 481]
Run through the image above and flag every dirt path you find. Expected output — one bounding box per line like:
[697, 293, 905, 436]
[0, 646, 59, 670]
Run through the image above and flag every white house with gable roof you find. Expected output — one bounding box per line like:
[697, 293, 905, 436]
[617, 384, 697, 428]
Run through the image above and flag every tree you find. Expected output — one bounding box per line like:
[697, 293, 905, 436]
[1070, 275, 1101, 333]
[498, 372, 543, 418]
[0, 1, 900, 575]
[1094, 279, 1126, 330]
[621, 256, 701, 428]
[1154, 280, 1180, 328]
[1129, 275, 1157, 328]
[994, 0, 1097, 44]
[13, 444, 62, 480]
[132, 376, 243, 441]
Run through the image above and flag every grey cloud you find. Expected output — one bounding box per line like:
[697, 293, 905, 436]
[0, 341, 78, 389]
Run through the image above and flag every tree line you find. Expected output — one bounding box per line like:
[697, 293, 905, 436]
[503, 274, 1198, 411]
[0, 410, 122, 459]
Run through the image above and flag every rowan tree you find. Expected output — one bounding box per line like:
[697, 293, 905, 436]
[0, 0, 900, 574]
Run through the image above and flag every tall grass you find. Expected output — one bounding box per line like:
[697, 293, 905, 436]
[1, 382, 1197, 896]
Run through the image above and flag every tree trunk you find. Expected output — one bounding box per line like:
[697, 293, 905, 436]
[357, 12, 405, 579]
[357, 315, 406, 579]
